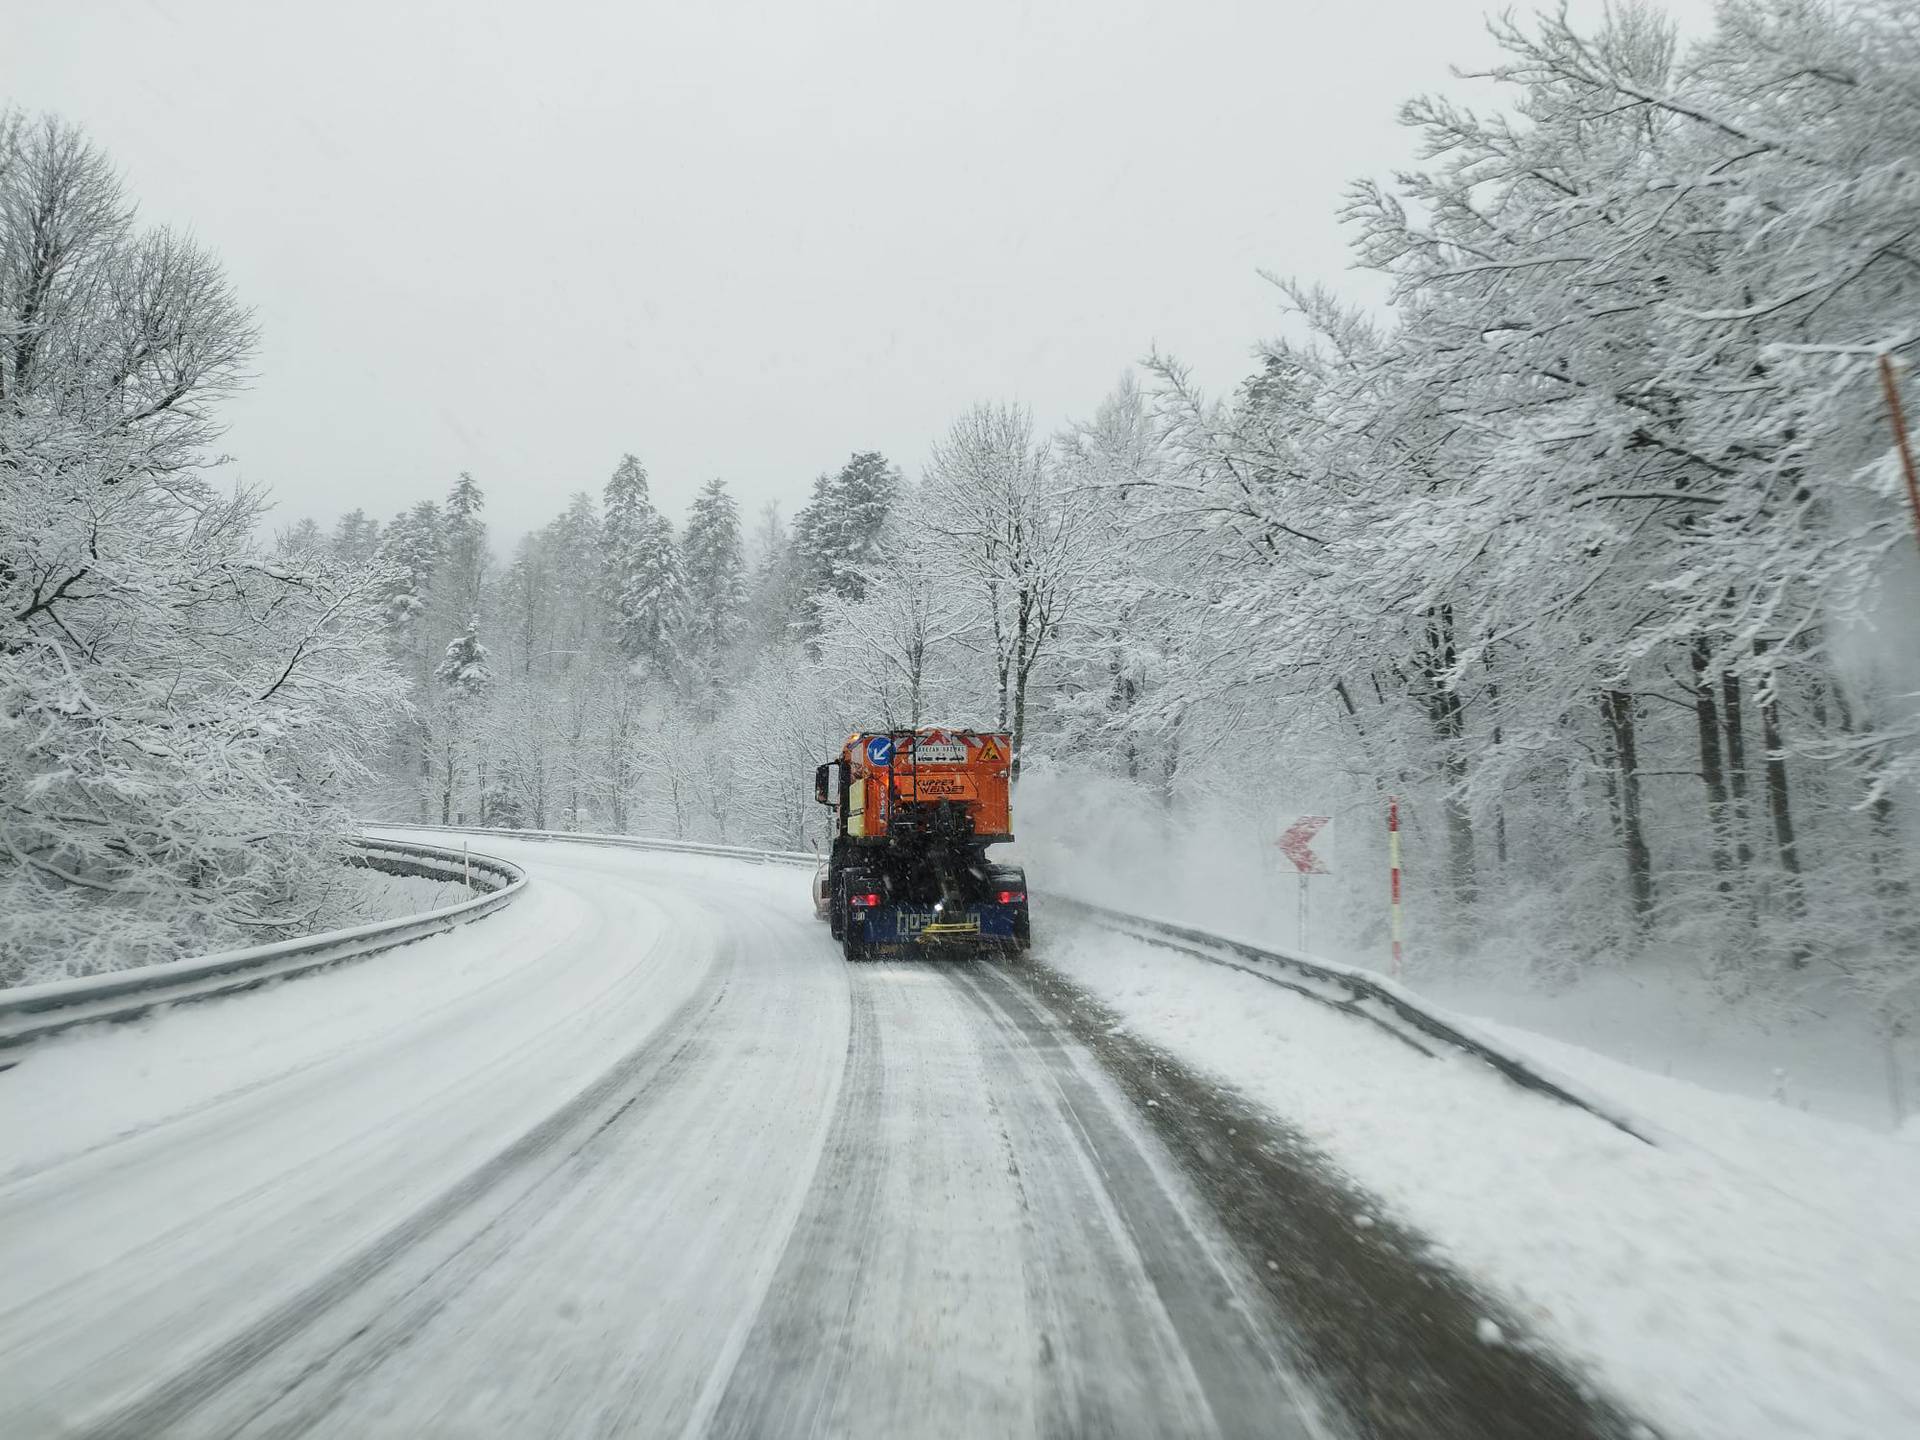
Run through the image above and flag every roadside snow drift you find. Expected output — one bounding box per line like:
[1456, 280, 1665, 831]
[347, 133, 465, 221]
[1044, 919, 1920, 1440]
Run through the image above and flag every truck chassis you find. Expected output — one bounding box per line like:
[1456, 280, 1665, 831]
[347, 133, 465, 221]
[814, 729, 1030, 963]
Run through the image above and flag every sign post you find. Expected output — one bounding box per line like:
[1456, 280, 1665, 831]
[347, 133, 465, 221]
[1276, 816, 1330, 952]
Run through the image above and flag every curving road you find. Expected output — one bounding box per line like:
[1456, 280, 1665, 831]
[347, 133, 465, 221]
[0, 834, 1329, 1439]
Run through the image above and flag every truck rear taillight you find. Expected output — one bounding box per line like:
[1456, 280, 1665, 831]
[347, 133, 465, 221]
[852, 892, 881, 907]
[997, 890, 1026, 904]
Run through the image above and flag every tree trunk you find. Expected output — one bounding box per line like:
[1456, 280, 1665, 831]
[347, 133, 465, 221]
[1721, 672, 1754, 866]
[1424, 608, 1476, 915]
[1830, 684, 1915, 947]
[1486, 670, 1509, 869]
[1752, 641, 1803, 914]
[1689, 638, 1732, 887]
[416, 722, 433, 825]
[988, 576, 1010, 730]
[1010, 594, 1034, 784]
[1110, 637, 1139, 782]
[440, 735, 454, 826]
[1160, 709, 1182, 812]
[1601, 689, 1654, 929]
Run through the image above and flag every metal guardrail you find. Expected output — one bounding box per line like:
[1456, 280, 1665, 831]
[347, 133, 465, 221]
[1042, 892, 1658, 1146]
[368, 824, 1655, 1144]
[366, 821, 817, 869]
[0, 838, 527, 1053]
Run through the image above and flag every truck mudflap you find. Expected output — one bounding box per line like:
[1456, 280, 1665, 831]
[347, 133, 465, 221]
[852, 903, 1021, 952]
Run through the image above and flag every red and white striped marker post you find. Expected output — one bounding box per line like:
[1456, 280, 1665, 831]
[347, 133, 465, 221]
[1388, 796, 1403, 977]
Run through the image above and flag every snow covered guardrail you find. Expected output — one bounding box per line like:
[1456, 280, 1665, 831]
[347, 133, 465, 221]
[368, 821, 817, 869]
[0, 838, 527, 1053]
[1042, 892, 1659, 1147]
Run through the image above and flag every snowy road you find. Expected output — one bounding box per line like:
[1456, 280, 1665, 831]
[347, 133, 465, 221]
[0, 834, 1333, 1438]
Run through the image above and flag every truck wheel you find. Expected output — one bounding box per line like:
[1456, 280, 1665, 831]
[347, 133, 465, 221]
[841, 904, 868, 962]
[828, 877, 845, 940]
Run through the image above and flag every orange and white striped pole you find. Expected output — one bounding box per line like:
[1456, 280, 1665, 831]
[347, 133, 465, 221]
[1388, 796, 1403, 978]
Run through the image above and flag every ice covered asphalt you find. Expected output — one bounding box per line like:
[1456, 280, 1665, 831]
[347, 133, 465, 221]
[2, 833, 1348, 1439]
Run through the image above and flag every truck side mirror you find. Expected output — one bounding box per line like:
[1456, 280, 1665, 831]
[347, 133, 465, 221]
[814, 763, 832, 806]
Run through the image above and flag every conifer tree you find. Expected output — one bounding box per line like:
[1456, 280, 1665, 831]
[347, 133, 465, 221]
[789, 450, 900, 647]
[601, 453, 685, 680]
[681, 477, 747, 692]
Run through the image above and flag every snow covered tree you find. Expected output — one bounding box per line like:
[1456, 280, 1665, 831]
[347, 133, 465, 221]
[788, 450, 900, 648]
[601, 453, 685, 681]
[814, 530, 973, 731]
[274, 517, 326, 555]
[680, 477, 747, 701]
[924, 404, 1095, 778]
[1, 109, 404, 979]
[330, 509, 382, 566]
[432, 619, 492, 824]
[439, 471, 488, 626]
[741, 502, 801, 656]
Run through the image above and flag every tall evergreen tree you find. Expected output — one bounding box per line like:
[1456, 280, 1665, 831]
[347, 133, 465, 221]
[681, 477, 747, 691]
[789, 450, 900, 648]
[440, 471, 489, 630]
[601, 453, 685, 678]
[330, 509, 382, 566]
[432, 618, 493, 824]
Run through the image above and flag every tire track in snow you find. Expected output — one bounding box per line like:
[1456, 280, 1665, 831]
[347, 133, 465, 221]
[947, 963, 1322, 1439]
[983, 956, 1652, 1440]
[78, 960, 734, 1439]
[710, 961, 1319, 1440]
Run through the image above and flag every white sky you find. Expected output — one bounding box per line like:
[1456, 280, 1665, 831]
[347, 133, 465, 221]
[5, 0, 1709, 543]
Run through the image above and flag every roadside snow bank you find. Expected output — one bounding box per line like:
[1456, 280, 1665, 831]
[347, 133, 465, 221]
[1045, 921, 1920, 1440]
[1013, 766, 1914, 1128]
[336, 869, 479, 923]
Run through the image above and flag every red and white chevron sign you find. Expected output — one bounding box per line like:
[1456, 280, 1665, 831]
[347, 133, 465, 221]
[1276, 816, 1330, 875]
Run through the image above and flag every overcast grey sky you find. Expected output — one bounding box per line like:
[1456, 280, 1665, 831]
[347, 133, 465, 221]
[5, 0, 1707, 543]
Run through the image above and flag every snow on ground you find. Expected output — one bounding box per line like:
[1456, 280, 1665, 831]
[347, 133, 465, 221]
[2, 835, 707, 1184]
[336, 869, 478, 922]
[1042, 917, 1920, 1440]
[1423, 966, 1907, 1131]
[1012, 769, 1915, 1129]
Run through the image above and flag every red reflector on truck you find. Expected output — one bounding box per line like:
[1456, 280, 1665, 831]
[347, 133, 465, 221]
[997, 890, 1026, 904]
[853, 893, 881, 907]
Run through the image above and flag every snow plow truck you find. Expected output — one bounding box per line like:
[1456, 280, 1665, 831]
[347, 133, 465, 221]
[813, 728, 1030, 961]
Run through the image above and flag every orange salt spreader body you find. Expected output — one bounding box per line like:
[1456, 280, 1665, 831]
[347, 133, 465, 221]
[812, 728, 1029, 961]
[839, 728, 1013, 843]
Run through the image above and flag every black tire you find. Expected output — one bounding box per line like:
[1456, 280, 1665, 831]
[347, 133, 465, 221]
[841, 900, 868, 962]
[828, 875, 845, 940]
[840, 876, 874, 962]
